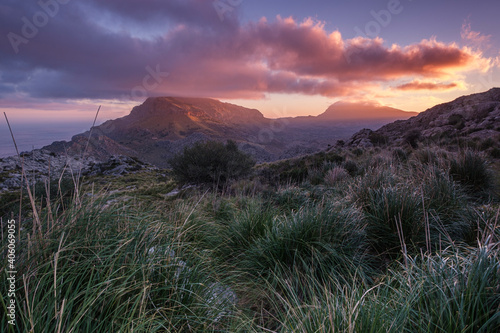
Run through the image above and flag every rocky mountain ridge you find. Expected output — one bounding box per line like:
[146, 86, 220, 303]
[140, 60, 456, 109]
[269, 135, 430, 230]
[347, 88, 500, 148]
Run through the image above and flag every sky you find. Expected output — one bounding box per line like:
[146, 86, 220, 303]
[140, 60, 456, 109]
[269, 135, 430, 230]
[1, 0, 500, 124]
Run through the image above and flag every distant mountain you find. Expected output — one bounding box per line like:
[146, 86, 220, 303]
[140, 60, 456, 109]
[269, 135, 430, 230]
[347, 88, 500, 147]
[43, 97, 417, 167]
[98, 97, 269, 145]
[317, 101, 417, 121]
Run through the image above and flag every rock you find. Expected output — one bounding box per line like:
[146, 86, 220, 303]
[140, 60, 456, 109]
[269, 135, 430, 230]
[347, 88, 500, 147]
[204, 282, 238, 322]
[0, 150, 157, 192]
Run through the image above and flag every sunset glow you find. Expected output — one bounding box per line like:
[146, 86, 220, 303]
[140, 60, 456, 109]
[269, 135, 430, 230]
[1, 0, 499, 120]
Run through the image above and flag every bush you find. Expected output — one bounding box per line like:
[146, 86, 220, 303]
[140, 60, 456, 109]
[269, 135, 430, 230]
[342, 160, 359, 176]
[420, 167, 471, 246]
[490, 147, 500, 159]
[307, 167, 324, 185]
[369, 132, 388, 145]
[169, 140, 255, 186]
[404, 129, 421, 149]
[352, 148, 364, 156]
[448, 113, 465, 130]
[480, 137, 496, 151]
[414, 147, 438, 165]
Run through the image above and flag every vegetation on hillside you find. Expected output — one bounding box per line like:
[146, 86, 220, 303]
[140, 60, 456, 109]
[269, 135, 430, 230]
[168, 140, 255, 187]
[1, 143, 500, 332]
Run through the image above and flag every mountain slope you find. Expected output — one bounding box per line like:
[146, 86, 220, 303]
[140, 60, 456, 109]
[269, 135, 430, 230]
[43, 97, 417, 167]
[347, 88, 500, 147]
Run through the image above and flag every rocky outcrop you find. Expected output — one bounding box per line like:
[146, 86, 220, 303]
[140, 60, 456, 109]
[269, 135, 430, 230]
[0, 150, 155, 192]
[347, 88, 500, 147]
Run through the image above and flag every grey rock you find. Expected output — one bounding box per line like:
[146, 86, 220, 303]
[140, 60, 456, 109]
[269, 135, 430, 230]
[0, 149, 156, 192]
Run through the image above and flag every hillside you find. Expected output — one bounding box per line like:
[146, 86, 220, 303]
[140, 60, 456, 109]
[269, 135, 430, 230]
[347, 88, 500, 147]
[3, 122, 500, 331]
[2, 90, 500, 332]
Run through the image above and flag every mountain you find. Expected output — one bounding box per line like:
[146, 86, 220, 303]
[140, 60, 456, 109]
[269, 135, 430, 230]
[102, 97, 268, 140]
[347, 88, 500, 147]
[45, 97, 276, 166]
[43, 97, 417, 167]
[317, 101, 417, 121]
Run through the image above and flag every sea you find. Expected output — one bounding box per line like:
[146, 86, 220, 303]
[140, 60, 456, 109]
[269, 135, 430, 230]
[0, 121, 92, 158]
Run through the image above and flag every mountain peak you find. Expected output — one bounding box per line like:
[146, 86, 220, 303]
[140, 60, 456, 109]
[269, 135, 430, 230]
[318, 101, 417, 121]
[129, 96, 265, 124]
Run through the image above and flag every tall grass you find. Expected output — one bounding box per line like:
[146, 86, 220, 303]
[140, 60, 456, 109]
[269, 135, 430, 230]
[1, 186, 242, 332]
[272, 243, 500, 332]
[449, 150, 492, 195]
[1, 143, 499, 332]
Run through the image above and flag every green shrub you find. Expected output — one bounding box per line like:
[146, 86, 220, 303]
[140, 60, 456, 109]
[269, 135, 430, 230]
[214, 203, 277, 261]
[307, 167, 324, 185]
[270, 186, 310, 211]
[414, 147, 438, 165]
[273, 245, 500, 333]
[169, 140, 255, 186]
[490, 147, 500, 159]
[348, 167, 394, 207]
[480, 137, 496, 151]
[394, 247, 500, 332]
[0, 191, 23, 220]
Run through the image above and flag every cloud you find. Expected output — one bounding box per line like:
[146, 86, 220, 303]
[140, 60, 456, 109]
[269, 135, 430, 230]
[0, 3, 495, 104]
[395, 81, 459, 91]
[461, 20, 491, 49]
